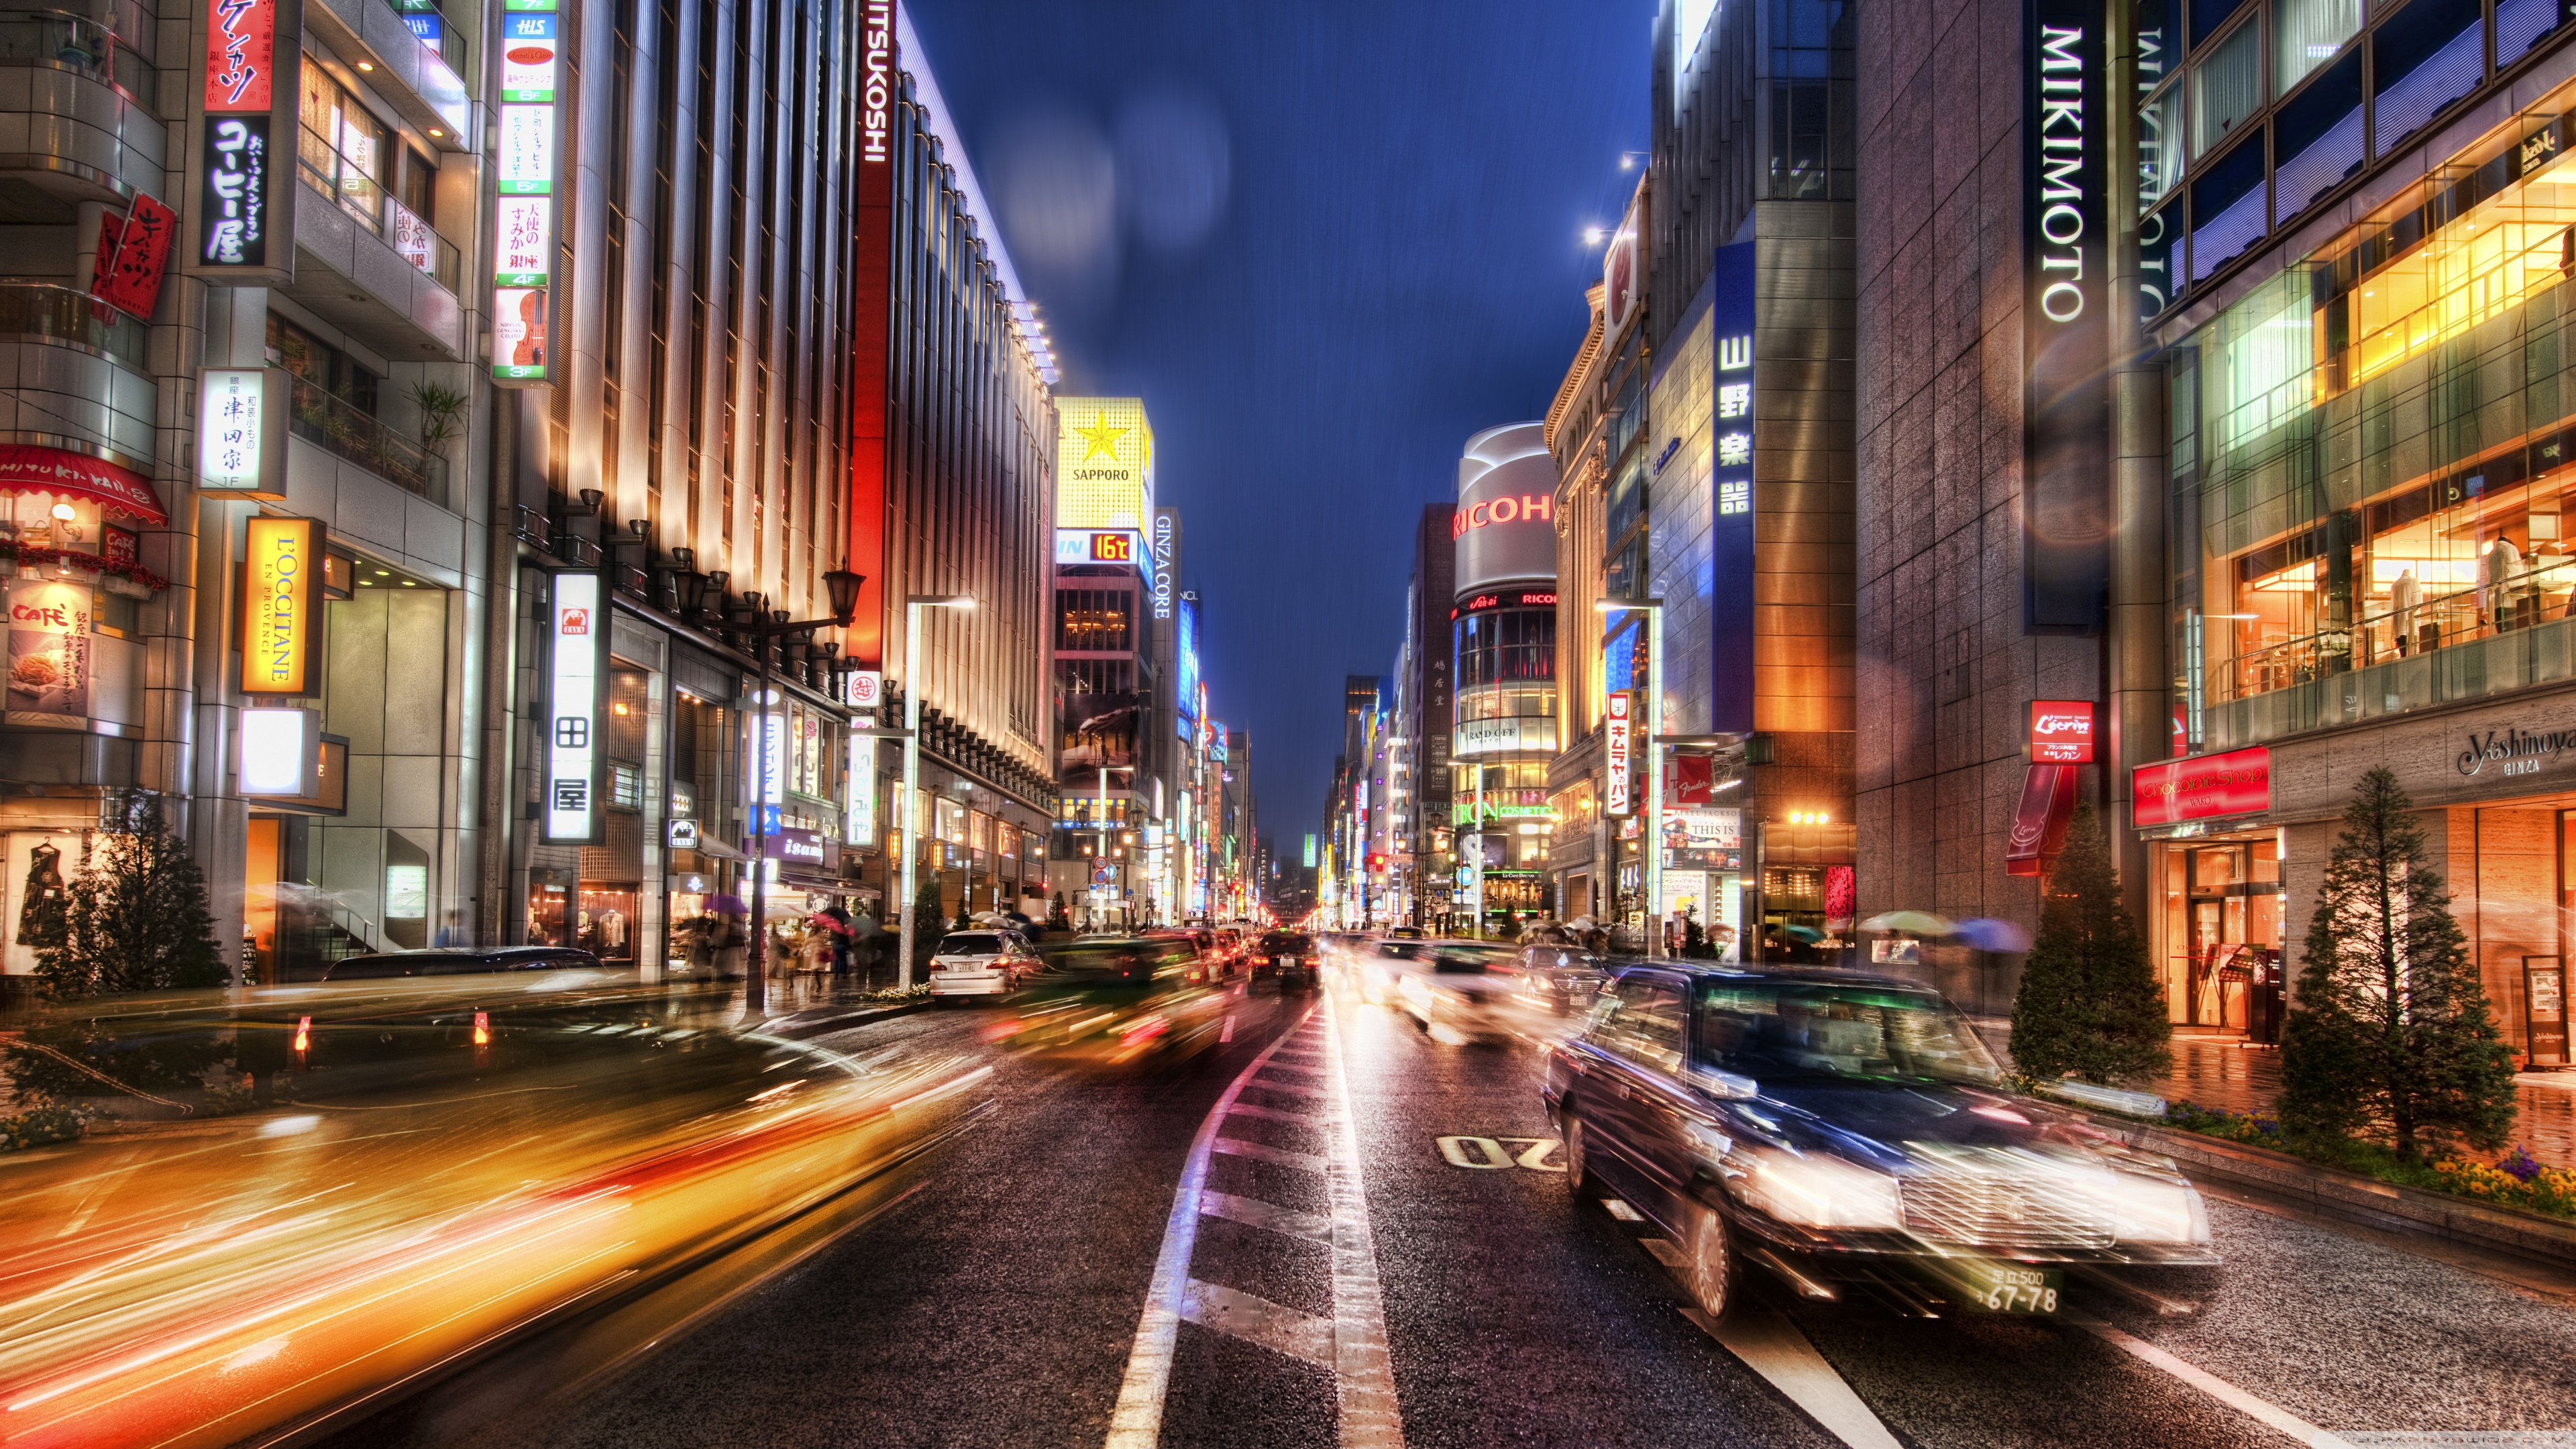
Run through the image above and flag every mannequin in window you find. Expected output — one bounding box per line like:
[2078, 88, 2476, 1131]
[2390, 568, 2419, 655]
[2481, 536, 2523, 628]
[17, 840, 67, 949]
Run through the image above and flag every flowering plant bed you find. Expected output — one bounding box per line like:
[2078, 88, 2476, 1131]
[2164, 1099, 2576, 1221]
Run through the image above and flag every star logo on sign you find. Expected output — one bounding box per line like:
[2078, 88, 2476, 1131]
[1075, 415, 1129, 461]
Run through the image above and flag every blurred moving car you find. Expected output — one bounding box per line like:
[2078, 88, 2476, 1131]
[1394, 942, 1524, 1041]
[994, 936, 1228, 1060]
[1250, 930, 1320, 990]
[1544, 963, 2217, 1322]
[1516, 934, 1609, 1016]
[928, 930, 1042, 1000]
[323, 946, 608, 979]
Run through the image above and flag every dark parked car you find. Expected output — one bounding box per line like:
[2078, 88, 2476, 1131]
[1517, 936, 1608, 1015]
[1251, 931, 1320, 990]
[323, 946, 606, 979]
[1544, 963, 2216, 1322]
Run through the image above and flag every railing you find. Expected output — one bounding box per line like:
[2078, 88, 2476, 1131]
[2214, 553, 2576, 704]
[0, 281, 147, 370]
[284, 372, 449, 504]
[300, 126, 462, 292]
[387, 195, 461, 290]
[2200, 555, 2576, 751]
[0, 10, 158, 113]
[388, 0, 466, 76]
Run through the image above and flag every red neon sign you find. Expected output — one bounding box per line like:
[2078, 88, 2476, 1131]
[2029, 700, 2095, 763]
[204, 0, 277, 113]
[2133, 747, 2271, 828]
[1450, 493, 1554, 538]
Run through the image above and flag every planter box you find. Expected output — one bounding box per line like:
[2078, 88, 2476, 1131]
[2078, 1112, 2576, 1269]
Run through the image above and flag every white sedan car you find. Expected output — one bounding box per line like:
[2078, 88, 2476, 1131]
[928, 930, 1040, 1000]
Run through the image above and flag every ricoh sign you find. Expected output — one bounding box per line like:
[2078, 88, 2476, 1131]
[2021, 0, 2110, 636]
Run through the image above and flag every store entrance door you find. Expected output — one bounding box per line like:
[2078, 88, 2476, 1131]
[2172, 839, 2283, 1036]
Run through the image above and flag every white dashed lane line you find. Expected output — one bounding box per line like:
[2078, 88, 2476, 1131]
[1104, 1001, 1405, 1449]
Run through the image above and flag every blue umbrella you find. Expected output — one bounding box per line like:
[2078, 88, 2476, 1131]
[1954, 917, 2033, 953]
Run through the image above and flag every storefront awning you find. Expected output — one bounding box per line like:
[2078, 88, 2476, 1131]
[2004, 763, 2076, 877]
[0, 445, 166, 525]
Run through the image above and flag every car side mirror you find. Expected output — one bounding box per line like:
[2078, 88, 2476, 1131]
[1686, 1063, 1759, 1099]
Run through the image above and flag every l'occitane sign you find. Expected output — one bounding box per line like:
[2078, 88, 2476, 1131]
[242, 516, 323, 694]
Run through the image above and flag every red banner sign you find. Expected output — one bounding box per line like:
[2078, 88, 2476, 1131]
[844, 0, 896, 667]
[0, 445, 167, 524]
[2029, 699, 2095, 763]
[2133, 747, 2271, 828]
[204, 0, 276, 112]
[89, 194, 177, 320]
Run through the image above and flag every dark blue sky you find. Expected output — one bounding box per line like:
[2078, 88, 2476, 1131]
[912, 1, 1650, 852]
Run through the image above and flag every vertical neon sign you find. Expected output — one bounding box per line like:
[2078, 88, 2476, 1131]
[493, 0, 561, 384]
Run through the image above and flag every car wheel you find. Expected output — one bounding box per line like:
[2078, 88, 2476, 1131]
[1562, 1109, 1601, 1196]
[1680, 1195, 1736, 1322]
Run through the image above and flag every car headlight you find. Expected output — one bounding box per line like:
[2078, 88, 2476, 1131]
[1731, 1145, 1906, 1231]
[2095, 1172, 2210, 1246]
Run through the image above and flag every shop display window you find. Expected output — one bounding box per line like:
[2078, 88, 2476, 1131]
[2155, 837, 2284, 1034]
[577, 887, 637, 963]
[2180, 118, 2576, 716]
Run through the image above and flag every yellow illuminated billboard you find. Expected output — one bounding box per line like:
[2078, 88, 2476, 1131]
[241, 516, 324, 695]
[1055, 397, 1154, 531]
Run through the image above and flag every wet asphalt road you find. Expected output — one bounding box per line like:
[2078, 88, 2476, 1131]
[341, 977, 2576, 1449]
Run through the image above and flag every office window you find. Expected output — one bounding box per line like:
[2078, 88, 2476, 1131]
[2192, 18, 2263, 160]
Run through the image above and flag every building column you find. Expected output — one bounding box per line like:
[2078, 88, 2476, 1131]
[2106, 0, 2169, 922]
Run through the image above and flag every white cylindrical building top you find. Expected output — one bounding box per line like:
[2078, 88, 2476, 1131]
[1453, 421, 1555, 594]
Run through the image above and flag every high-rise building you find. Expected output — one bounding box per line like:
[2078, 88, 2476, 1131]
[1403, 504, 1456, 925]
[0, 2, 1058, 1002]
[1452, 423, 1559, 936]
[1047, 398, 1157, 927]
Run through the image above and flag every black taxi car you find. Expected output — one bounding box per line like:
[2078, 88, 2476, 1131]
[1543, 962, 2216, 1321]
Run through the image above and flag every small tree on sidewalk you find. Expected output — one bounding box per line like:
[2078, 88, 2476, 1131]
[2279, 766, 2516, 1161]
[2010, 804, 2172, 1086]
[36, 804, 225, 999]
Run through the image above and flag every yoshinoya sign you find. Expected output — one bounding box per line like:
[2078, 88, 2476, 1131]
[2457, 724, 2576, 779]
[2133, 747, 2270, 828]
[2021, 0, 2110, 636]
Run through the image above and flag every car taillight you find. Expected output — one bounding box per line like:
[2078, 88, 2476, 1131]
[291, 1014, 311, 1054]
[472, 1011, 490, 1046]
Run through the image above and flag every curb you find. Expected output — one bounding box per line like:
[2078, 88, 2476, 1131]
[2067, 1110, 2576, 1269]
[766, 997, 936, 1039]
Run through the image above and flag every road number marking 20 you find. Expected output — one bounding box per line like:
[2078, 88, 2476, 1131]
[1436, 1136, 1563, 1171]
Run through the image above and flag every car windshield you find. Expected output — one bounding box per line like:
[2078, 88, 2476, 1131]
[1260, 932, 1311, 951]
[1697, 981, 1999, 1086]
[939, 934, 1006, 954]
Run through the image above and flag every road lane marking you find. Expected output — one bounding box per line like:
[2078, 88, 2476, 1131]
[1179, 1278, 1336, 1368]
[1227, 1101, 1340, 1126]
[1434, 1136, 1563, 1171]
[1104, 1007, 1314, 1449]
[2072, 1314, 2359, 1448]
[1201, 1189, 1334, 1246]
[1321, 993, 1407, 1449]
[1640, 1238, 1688, 1269]
[1213, 1137, 1330, 1174]
[1683, 1309, 1904, 1449]
[1601, 1199, 1644, 1222]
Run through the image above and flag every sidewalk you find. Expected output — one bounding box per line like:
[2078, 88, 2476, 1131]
[1972, 1019, 2576, 1170]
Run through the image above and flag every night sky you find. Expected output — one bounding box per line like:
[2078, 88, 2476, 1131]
[910, 1, 1650, 851]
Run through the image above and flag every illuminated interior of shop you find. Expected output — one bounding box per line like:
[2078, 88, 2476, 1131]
[2155, 835, 2283, 1034]
[2205, 121, 2576, 702]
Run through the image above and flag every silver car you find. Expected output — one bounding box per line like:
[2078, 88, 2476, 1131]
[928, 930, 1039, 1000]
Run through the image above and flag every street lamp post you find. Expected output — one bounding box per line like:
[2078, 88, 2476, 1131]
[898, 595, 974, 989]
[737, 568, 865, 1016]
[1598, 597, 1666, 957]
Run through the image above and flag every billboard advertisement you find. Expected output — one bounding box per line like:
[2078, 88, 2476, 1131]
[1175, 593, 1201, 740]
[1453, 421, 1556, 593]
[1057, 397, 1155, 531]
[1709, 239, 1756, 733]
[2022, 0, 2110, 633]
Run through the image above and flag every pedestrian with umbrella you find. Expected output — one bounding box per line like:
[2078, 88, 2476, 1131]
[707, 895, 750, 979]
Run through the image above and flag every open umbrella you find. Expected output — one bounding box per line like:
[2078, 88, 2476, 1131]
[1953, 917, 2034, 953]
[706, 894, 749, 915]
[1858, 910, 1953, 935]
[1778, 924, 1827, 944]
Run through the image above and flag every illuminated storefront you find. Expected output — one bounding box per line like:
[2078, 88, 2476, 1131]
[1453, 423, 1558, 934]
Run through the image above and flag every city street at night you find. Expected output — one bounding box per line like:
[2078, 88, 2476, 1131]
[293, 979, 2576, 1449]
[14, 0, 2576, 1442]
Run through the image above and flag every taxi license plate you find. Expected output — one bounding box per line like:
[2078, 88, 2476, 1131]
[1962, 1264, 2061, 1314]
